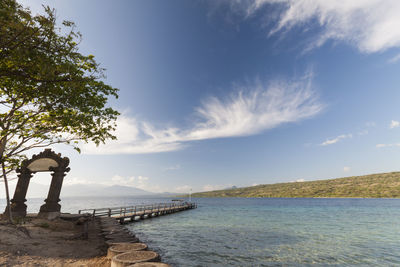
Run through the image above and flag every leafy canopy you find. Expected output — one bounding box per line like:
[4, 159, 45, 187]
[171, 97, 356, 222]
[0, 0, 119, 174]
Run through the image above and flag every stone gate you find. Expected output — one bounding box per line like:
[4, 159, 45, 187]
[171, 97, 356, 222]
[5, 149, 70, 219]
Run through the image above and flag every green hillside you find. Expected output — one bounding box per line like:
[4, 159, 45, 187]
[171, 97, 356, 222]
[191, 172, 400, 198]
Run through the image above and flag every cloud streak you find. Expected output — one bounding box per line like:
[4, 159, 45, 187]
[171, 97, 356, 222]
[376, 143, 400, 148]
[236, 0, 400, 54]
[320, 134, 352, 146]
[83, 73, 322, 154]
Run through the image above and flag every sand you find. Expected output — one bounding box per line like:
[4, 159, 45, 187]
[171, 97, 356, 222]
[0, 215, 109, 267]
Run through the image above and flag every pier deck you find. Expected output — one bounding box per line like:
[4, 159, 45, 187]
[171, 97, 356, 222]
[78, 202, 197, 223]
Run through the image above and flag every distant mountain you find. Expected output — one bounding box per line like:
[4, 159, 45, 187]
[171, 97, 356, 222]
[60, 184, 153, 197]
[190, 172, 400, 198]
[4, 181, 172, 199]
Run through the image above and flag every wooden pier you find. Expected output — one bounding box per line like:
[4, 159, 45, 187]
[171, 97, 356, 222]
[78, 202, 197, 223]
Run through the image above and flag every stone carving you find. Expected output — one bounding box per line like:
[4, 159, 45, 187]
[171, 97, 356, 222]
[5, 149, 70, 219]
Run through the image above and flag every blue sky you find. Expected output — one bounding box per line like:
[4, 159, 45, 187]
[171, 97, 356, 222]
[9, 0, 400, 194]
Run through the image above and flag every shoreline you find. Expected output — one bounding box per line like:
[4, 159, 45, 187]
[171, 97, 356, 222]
[189, 196, 400, 199]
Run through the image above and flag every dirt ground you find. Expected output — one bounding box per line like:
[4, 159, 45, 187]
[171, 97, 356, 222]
[0, 215, 110, 267]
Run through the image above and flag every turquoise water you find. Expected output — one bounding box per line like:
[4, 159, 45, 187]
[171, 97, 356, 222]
[1, 197, 400, 266]
[126, 198, 400, 266]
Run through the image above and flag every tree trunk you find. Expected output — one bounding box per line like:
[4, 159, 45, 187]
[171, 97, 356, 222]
[2, 161, 13, 223]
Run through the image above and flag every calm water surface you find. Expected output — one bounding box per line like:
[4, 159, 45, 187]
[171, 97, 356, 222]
[2, 197, 400, 266]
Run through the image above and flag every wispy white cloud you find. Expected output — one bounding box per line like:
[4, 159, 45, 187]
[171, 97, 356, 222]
[390, 120, 400, 129]
[82, 115, 185, 154]
[234, 0, 400, 54]
[188, 75, 322, 140]
[83, 73, 322, 154]
[376, 143, 400, 148]
[343, 166, 351, 172]
[320, 134, 352, 146]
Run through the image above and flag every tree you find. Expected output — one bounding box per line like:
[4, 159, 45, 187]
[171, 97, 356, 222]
[0, 0, 119, 220]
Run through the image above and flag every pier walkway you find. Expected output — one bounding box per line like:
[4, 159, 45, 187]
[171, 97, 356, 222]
[78, 202, 197, 223]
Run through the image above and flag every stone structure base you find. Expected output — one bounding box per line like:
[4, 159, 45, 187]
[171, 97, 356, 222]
[6, 210, 27, 219]
[37, 211, 61, 220]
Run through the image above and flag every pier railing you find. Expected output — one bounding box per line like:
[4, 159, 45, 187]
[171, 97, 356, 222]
[78, 202, 197, 219]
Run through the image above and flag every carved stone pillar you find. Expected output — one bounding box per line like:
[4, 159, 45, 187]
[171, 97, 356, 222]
[38, 167, 70, 219]
[5, 167, 32, 218]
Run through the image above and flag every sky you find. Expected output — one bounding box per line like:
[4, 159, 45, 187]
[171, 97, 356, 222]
[5, 0, 400, 195]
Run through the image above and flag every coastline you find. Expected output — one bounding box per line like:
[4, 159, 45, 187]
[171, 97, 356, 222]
[188, 196, 400, 199]
[188, 172, 400, 199]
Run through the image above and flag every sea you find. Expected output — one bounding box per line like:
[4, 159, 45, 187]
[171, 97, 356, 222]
[1, 197, 400, 266]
